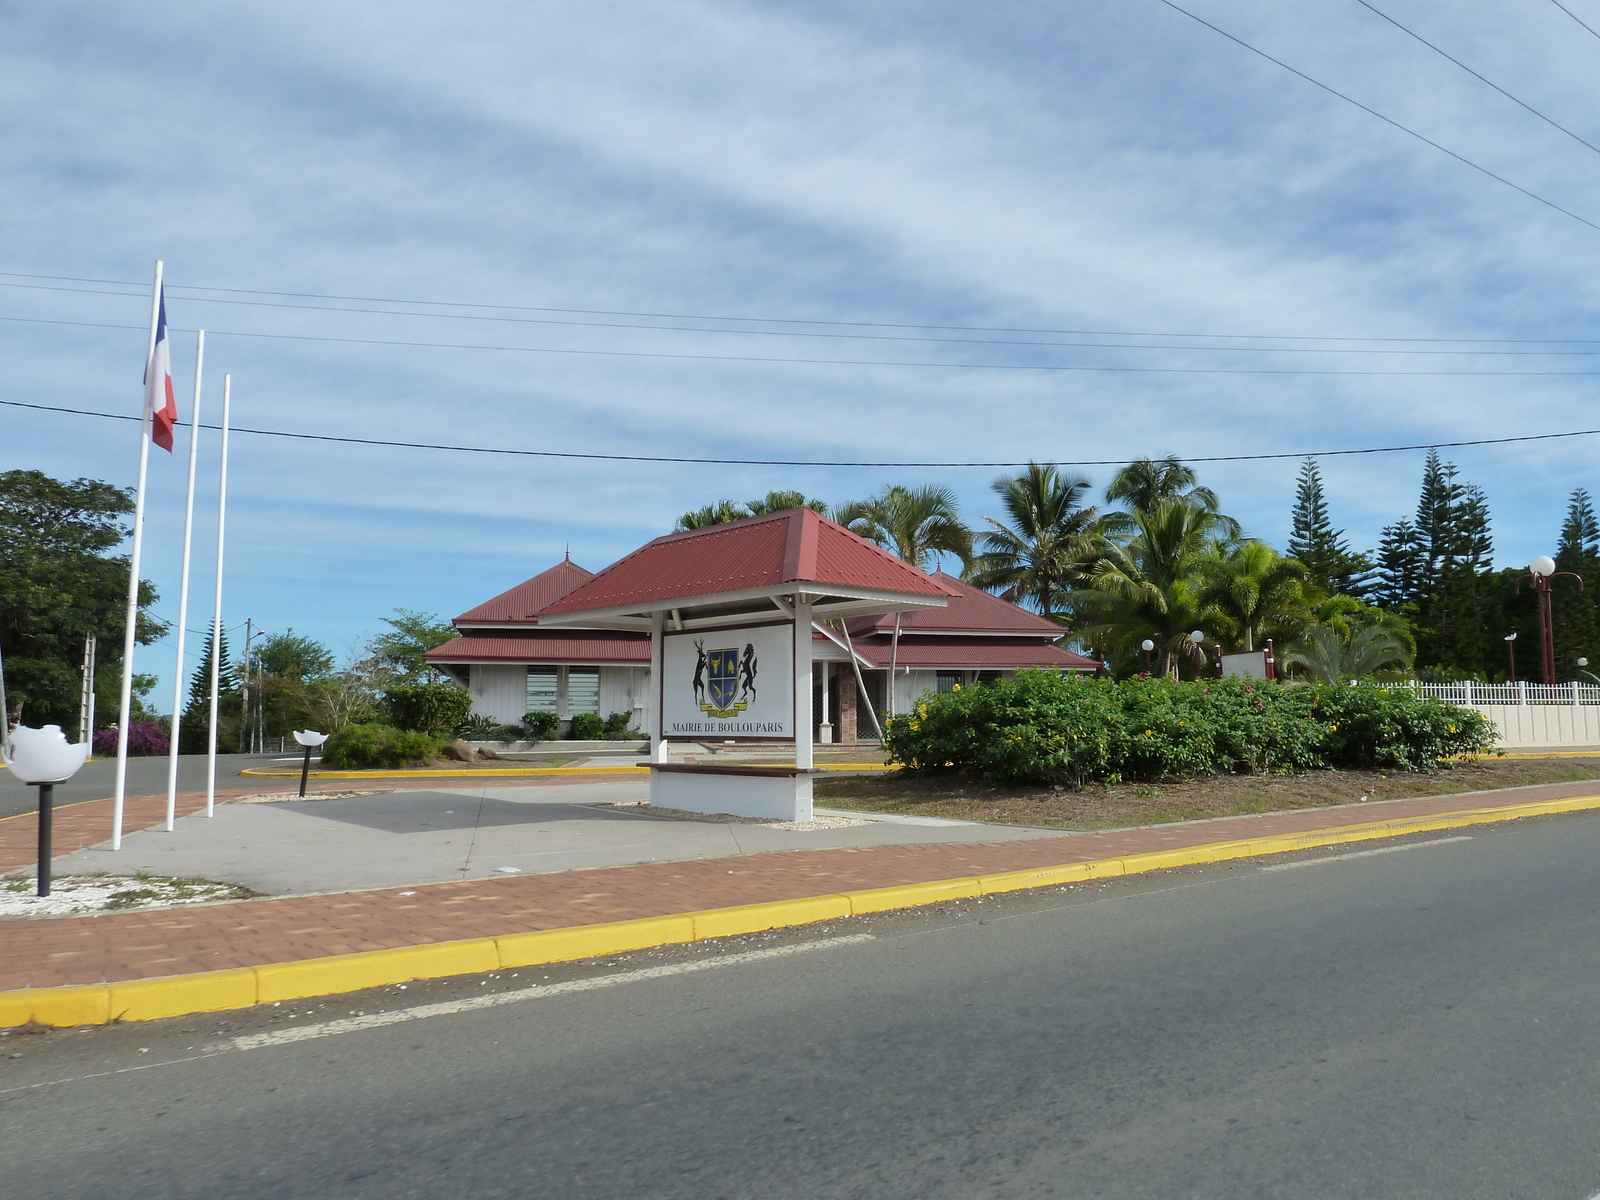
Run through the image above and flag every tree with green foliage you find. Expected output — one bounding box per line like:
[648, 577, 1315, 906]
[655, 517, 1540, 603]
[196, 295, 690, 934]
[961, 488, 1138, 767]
[177, 628, 241, 753]
[674, 499, 755, 531]
[1075, 496, 1233, 676]
[835, 484, 973, 572]
[1372, 519, 1427, 611]
[1280, 623, 1414, 683]
[1410, 452, 1494, 672]
[1197, 540, 1309, 652]
[365, 609, 455, 684]
[1104, 456, 1240, 539]
[0, 469, 166, 729]
[744, 490, 828, 516]
[1287, 458, 1373, 596]
[1552, 488, 1599, 679]
[970, 463, 1105, 618]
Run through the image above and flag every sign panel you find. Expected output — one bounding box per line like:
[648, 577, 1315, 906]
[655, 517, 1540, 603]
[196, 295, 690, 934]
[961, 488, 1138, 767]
[1220, 650, 1269, 680]
[662, 623, 794, 738]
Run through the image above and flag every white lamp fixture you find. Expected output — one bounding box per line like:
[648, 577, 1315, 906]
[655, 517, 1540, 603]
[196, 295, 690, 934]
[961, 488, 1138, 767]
[1530, 555, 1557, 577]
[1504, 632, 1518, 641]
[292, 729, 328, 798]
[4, 723, 90, 784]
[1140, 639, 1155, 652]
[3, 724, 89, 899]
[1189, 630, 1204, 644]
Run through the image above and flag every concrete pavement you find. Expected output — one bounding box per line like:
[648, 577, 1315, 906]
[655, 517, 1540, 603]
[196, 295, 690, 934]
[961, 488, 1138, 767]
[46, 782, 1059, 894]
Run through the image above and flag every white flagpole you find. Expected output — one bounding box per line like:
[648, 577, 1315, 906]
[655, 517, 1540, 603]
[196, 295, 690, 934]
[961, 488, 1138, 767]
[205, 374, 231, 818]
[112, 260, 163, 851]
[163, 330, 204, 832]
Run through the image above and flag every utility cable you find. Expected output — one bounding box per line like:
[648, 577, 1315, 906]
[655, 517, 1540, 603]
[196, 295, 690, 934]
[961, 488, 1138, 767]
[4, 268, 1597, 345]
[8, 312, 1600, 375]
[1350, 0, 1600, 158]
[4, 279, 1600, 356]
[1154, 0, 1600, 234]
[5, 396, 1599, 468]
[1547, 0, 1600, 42]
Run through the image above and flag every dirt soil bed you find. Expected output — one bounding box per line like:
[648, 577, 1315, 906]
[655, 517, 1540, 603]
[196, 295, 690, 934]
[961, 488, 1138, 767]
[812, 757, 1600, 831]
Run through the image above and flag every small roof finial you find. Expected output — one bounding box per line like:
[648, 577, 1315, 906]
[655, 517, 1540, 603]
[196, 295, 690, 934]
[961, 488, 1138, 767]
[564, 542, 570, 562]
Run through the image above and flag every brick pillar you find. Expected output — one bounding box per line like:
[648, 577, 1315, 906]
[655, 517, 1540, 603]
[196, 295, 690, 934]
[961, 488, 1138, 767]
[838, 670, 858, 744]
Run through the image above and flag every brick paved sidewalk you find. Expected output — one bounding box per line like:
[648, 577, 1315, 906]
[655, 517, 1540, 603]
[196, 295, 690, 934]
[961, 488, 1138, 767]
[3, 780, 1596, 992]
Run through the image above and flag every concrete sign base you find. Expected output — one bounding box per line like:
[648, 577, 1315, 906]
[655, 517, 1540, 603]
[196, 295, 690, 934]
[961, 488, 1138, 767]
[650, 764, 813, 822]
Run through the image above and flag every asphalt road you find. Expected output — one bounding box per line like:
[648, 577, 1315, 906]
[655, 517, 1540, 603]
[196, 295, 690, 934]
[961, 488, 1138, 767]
[0, 753, 283, 819]
[4, 812, 1600, 1198]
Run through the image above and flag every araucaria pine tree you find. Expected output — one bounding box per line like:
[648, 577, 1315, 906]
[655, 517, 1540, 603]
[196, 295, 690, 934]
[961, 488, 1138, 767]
[178, 628, 240, 753]
[1287, 458, 1372, 595]
[1552, 488, 1599, 679]
[1409, 451, 1494, 672]
[1373, 519, 1427, 611]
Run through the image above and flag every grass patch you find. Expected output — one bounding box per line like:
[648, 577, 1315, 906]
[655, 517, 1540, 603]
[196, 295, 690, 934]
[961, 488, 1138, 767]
[813, 756, 1600, 831]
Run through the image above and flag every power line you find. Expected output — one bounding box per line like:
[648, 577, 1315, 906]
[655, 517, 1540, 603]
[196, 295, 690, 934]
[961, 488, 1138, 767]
[1351, 0, 1600, 158]
[1547, 0, 1600, 41]
[5, 395, 1599, 468]
[4, 267, 1598, 346]
[10, 312, 1600, 376]
[1154, 0, 1600, 234]
[8, 278, 1600, 356]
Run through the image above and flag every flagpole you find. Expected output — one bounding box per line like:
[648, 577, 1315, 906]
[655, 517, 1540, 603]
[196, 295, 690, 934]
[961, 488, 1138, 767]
[163, 330, 204, 832]
[206, 373, 231, 818]
[112, 259, 163, 851]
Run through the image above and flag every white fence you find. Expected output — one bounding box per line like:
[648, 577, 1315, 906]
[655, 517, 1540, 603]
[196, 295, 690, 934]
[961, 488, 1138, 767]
[1383, 681, 1600, 707]
[1378, 682, 1600, 748]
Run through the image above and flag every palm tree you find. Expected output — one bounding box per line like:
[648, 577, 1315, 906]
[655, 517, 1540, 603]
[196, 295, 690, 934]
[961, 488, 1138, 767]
[836, 484, 973, 572]
[745, 490, 829, 516]
[1197, 541, 1308, 651]
[969, 464, 1105, 618]
[1105, 457, 1241, 539]
[674, 499, 750, 532]
[1077, 497, 1233, 676]
[1280, 624, 1413, 683]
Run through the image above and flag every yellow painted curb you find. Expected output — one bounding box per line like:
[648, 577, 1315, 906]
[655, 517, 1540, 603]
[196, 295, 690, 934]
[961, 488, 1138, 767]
[239, 763, 889, 780]
[6, 792, 1600, 1030]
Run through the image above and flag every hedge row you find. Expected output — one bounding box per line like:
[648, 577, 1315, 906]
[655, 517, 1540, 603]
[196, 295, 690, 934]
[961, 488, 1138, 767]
[322, 723, 441, 770]
[881, 673, 1497, 787]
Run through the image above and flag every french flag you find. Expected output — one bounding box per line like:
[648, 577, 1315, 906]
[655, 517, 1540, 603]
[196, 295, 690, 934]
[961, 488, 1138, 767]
[143, 287, 178, 452]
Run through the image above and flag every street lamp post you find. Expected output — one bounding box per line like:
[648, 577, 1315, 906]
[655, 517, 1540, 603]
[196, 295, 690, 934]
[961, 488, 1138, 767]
[3, 724, 90, 897]
[1189, 630, 1205, 678]
[293, 729, 329, 798]
[1517, 556, 1583, 685]
[1140, 639, 1155, 675]
[1504, 632, 1518, 684]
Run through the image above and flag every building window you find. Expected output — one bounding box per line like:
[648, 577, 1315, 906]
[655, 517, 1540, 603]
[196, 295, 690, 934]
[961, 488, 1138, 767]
[936, 671, 963, 694]
[567, 666, 601, 715]
[977, 670, 1002, 686]
[525, 666, 558, 713]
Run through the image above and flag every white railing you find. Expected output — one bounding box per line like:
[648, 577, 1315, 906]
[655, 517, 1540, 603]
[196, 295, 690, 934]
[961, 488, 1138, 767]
[1378, 681, 1600, 707]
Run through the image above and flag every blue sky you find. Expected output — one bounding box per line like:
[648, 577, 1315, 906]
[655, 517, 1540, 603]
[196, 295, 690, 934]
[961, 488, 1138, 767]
[6, 0, 1600, 709]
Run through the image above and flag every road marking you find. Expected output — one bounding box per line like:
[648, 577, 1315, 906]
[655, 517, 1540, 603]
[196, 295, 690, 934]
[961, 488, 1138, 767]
[1261, 836, 1474, 871]
[220, 934, 877, 1052]
[0, 934, 877, 1097]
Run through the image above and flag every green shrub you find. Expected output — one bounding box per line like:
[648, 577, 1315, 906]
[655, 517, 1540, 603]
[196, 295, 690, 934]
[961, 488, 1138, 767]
[523, 711, 560, 740]
[881, 672, 1496, 787]
[568, 712, 606, 740]
[382, 683, 471, 734]
[453, 713, 509, 741]
[603, 711, 634, 736]
[322, 723, 442, 769]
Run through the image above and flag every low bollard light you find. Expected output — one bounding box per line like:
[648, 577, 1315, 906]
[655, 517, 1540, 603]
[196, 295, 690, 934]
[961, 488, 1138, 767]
[292, 729, 329, 797]
[3, 724, 91, 897]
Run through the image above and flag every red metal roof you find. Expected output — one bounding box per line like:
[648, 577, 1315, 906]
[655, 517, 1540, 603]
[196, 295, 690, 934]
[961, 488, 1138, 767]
[847, 572, 1066, 637]
[453, 559, 595, 625]
[851, 639, 1098, 670]
[540, 508, 957, 616]
[423, 630, 650, 664]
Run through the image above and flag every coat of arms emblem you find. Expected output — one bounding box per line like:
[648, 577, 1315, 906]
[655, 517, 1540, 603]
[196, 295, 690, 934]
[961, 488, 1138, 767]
[693, 638, 758, 718]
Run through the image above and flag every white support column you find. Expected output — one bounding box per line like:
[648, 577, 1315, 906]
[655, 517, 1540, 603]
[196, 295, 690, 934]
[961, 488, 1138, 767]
[818, 660, 832, 743]
[649, 610, 667, 763]
[793, 597, 813, 772]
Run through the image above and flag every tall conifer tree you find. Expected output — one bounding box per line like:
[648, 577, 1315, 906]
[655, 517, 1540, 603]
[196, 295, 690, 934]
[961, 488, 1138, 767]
[1287, 458, 1371, 596]
[1553, 488, 1599, 678]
